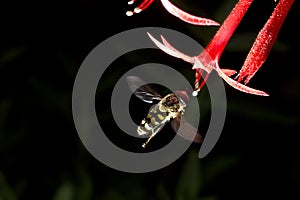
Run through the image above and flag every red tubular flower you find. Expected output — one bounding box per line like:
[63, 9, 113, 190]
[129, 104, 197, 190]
[201, 0, 253, 61]
[194, 0, 258, 95]
[126, 0, 220, 26]
[236, 0, 295, 84]
[148, 0, 268, 96]
[147, 0, 294, 96]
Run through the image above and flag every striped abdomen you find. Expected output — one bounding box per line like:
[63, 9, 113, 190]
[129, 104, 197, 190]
[137, 103, 169, 136]
[137, 93, 184, 136]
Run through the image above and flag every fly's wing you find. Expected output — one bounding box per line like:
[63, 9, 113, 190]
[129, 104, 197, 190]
[171, 115, 203, 143]
[126, 76, 162, 103]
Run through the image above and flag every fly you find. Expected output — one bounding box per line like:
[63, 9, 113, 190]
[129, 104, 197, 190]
[126, 76, 202, 148]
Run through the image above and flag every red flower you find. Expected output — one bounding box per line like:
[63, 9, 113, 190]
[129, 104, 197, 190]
[126, 0, 219, 26]
[147, 0, 294, 96]
[236, 0, 295, 84]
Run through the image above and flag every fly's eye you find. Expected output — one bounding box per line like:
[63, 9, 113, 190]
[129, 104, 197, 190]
[163, 102, 168, 107]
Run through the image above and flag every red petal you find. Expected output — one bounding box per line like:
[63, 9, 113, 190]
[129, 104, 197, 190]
[215, 64, 269, 96]
[160, 0, 219, 26]
[221, 69, 237, 76]
[147, 33, 194, 63]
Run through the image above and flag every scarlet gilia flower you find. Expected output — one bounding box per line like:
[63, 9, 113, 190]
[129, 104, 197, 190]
[126, 0, 220, 26]
[236, 0, 294, 84]
[147, 0, 294, 96]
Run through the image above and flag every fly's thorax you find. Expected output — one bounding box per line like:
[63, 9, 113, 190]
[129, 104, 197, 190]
[161, 93, 186, 114]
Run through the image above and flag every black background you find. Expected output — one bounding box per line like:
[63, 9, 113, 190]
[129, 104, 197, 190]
[0, 0, 299, 199]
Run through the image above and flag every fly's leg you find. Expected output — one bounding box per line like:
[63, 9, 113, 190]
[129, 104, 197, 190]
[142, 130, 155, 148]
[142, 124, 164, 148]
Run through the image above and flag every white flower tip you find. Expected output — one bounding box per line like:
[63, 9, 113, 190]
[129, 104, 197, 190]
[128, 0, 134, 5]
[262, 92, 269, 97]
[192, 91, 198, 96]
[146, 32, 154, 40]
[126, 11, 134, 16]
[134, 7, 142, 13]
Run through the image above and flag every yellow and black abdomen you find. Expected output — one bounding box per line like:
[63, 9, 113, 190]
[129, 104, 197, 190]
[137, 93, 185, 136]
[137, 103, 168, 136]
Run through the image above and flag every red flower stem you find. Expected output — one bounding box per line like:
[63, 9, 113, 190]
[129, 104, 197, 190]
[198, 0, 253, 61]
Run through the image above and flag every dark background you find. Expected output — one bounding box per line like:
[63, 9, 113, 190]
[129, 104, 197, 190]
[0, 0, 299, 199]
